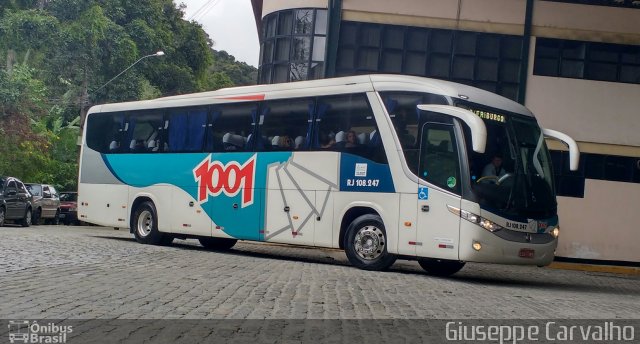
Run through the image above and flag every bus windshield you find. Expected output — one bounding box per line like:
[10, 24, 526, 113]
[462, 104, 556, 219]
[380, 92, 556, 219]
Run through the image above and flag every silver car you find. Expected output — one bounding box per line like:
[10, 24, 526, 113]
[25, 183, 61, 225]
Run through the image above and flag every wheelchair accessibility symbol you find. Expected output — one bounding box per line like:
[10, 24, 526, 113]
[418, 186, 429, 200]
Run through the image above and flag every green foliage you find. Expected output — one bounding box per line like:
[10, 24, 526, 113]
[0, 65, 47, 116]
[0, 0, 256, 190]
[204, 71, 234, 90]
[0, 9, 58, 53]
[0, 64, 77, 190]
[210, 50, 258, 86]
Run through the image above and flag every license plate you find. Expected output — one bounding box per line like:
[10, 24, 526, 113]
[59, 214, 66, 218]
[519, 248, 535, 258]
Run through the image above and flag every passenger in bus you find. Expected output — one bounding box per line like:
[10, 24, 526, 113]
[345, 130, 359, 148]
[319, 132, 336, 148]
[272, 135, 293, 149]
[482, 153, 507, 177]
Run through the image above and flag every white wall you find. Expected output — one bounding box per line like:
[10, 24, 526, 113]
[533, 1, 639, 38]
[556, 180, 640, 262]
[526, 74, 640, 147]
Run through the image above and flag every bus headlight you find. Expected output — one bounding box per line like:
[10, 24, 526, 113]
[550, 227, 560, 238]
[448, 206, 503, 233]
[478, 218, 502, 232]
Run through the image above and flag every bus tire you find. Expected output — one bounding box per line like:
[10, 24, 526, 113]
[199, 237, 237, 251]
[132, 201, 165, 245]
[344, 214, 396, 271]
[417, 258, 465, 277]
[21, 208, 32, 227]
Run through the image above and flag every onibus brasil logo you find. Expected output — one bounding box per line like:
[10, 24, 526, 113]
[193, 154, 256, 208]
[8, 320, 72, 343]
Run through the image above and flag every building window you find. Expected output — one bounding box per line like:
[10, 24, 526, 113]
[259, 8, 328, 84]
[336, 22, 524, 101]
[534, 38, 640, 84]
[550, 150, 640, 198]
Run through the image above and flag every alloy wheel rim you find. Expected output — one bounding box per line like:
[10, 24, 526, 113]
[137, 210, 153, 237]
[354, 225, 385, 260]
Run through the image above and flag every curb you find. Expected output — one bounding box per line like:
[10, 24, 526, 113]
[548, 262, 640, 275]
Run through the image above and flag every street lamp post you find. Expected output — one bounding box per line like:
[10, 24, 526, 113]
[79, 50, 165, 129]
[92, 51, 165, 94]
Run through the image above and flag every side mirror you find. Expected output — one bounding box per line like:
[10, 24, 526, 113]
[417, 104, 487, 153]
[542, 128, 580, 171]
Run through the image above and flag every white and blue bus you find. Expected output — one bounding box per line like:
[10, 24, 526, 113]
[79, 74, 579, 275]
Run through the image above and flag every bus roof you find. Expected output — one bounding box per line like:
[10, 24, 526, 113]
[88, 74, 534, 118]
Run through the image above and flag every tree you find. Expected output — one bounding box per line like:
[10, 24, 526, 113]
[209, 49, 258, 86]
[0, 65, 50, 182]
[0, 0, 254, 190]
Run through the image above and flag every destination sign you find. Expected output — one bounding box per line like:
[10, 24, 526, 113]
[471, 109, 505, 123]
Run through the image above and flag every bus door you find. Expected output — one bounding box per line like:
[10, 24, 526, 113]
[415, 119, 463, 260]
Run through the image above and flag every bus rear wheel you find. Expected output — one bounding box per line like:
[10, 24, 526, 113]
[132, 201, 168, 245]
[344, 214, 396, 271]
[417, 258, 465, 277]
[199, 237, 237, 251]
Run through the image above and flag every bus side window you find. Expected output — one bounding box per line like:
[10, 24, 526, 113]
[167, 107, 207, 153]
[315, 94, 387, 164]
[206, 103, 257, 153]
[380, 91, 448, 175]
[86, 112, 126, 153]
[124, 112, 164, 153]
[259, 98, 313, 152]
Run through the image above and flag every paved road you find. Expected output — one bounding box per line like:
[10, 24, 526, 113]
[1, 225, 639, 319]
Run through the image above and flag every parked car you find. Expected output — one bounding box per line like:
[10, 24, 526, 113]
[0, 176, 33, 227]
[59, 191, 79, 225]
[25, 183, 60, 225]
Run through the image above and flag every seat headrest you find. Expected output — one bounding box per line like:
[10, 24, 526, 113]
[223, 133, 245, 147]
[357, 132, 367, 145]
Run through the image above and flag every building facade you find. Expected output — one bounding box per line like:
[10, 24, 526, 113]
[251, 0, 640, 264]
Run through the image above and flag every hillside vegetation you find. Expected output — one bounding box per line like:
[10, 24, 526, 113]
[0, 0, 257, 190]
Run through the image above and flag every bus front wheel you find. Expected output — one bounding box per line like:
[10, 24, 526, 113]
[344, 214, 396, 271]
[132, 201, 168, 245]
[417, 258, 465, 276]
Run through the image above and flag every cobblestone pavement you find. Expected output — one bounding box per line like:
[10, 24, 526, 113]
[1, 225, 639, 319]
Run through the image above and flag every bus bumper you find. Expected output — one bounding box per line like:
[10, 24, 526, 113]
[458, 221, 557, 266]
